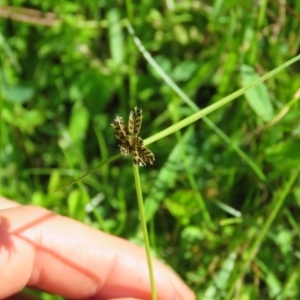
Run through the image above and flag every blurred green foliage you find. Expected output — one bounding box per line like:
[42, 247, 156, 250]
[1, 1, 300, 299]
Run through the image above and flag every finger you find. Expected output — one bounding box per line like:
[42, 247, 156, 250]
[0, 201, 195, 300]
[0, 196, 21, 209]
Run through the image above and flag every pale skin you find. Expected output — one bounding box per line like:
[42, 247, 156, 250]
[0, 197, 195, 300]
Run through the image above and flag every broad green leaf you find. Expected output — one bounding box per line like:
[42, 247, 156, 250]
[240, 65, 274, 121]
[172, 60, 197, 82]
[48, 170, 62, 194]
[165, 190, 199, 225]
[67, 189, 85, 220]
[3, 84, 34, 104]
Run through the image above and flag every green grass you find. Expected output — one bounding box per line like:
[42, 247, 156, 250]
[1, 1, 300, 299]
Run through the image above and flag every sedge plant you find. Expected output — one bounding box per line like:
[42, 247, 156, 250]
[55, 25, 300, 299]
[111, 106, 157, 300]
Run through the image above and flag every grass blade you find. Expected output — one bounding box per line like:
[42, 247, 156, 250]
[54, 153, 121, 192]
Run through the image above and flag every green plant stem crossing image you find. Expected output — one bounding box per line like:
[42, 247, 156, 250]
[1, 1, 300, 300]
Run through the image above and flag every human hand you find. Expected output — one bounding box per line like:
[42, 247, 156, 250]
[0, 197, 195, 300]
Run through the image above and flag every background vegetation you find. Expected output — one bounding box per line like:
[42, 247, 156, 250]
[1, 1, 300, 299]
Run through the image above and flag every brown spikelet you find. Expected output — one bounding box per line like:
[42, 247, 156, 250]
[136, 145, 155, 165]
[132, 146, 146, 166]
[129, 107, 143, 136]
[112, 107, 154, 167]
[111, 116, 128, 143]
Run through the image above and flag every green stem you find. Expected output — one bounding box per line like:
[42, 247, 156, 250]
[133, 164, 157, 300]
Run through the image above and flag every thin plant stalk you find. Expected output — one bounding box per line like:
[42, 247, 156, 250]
[133, 163, 157, 300]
